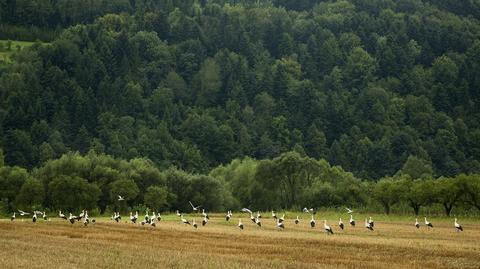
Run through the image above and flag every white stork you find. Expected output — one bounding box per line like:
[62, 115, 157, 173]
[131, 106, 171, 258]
[368, 216, 374, 228]
[130, 212, 137, 224]
[11, 212, 15, 221]
[279, 214, 285, 223]
[238, 219, 244, 230]
[255, 217, 262, 227]
[310, 215, 316, 228]
[295, 216, 299, 225]
[415, 218, 420, 229]
[32, 212, 37, 223]
[202, 216, 208, 226]
[349, 215, 356, 227]
[69, 213, 76, 224]
[272, 210, 277, 220]
[176, 210, 181, 217]
[277, 220, 285, 230]
[59, 211, 67, 220]
[454, 218, 463, 232]
[202, 209, 209, 220]
[365, 218, 374, 231]
[18, 210, 30, 216]
[189, 201, 201, 212]
[192, 219, 198, 229]
[424, 217, 433, 229]
[324, 220, 333, 234]
[42, 211, 47, 221]
[225, 210, 232, 221]
[181, 215, 190, 225]
[339, 218, 344, 230]
[118, 195, 125, 201]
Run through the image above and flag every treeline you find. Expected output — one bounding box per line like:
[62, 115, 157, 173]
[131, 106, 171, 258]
[0, 150, 479, 216]
[1, 1, 480, 182]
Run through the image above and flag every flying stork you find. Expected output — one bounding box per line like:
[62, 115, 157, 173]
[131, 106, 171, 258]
[189, 201, 201, 212]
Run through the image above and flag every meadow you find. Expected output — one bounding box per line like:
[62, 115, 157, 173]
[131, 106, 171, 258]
[0, 213, 479, 269]
[0, 40, 37, 63]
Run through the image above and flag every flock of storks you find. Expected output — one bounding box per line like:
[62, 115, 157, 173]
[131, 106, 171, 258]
[8, 200, 465, 234]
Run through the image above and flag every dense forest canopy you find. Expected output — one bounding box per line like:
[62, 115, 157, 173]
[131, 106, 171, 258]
[0, 0, 480, 214]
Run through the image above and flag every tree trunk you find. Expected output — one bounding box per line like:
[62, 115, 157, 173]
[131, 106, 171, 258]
[383, 203, 390, 215]
[443, 203, 453, 216]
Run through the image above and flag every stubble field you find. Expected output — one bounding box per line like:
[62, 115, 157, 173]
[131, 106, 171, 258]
[0, 213, 479, 269]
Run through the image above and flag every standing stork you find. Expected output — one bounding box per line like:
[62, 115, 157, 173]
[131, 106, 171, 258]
[83, 213, 89, 226]
[32, 212, 37, 223]
[150, 219, 156, 228]
[250, 213, 256, 223]
[202, 216, 208, 226]
[157, 213, 162, 222]
[310, 215, 316, 228]
[202, 209, 209, 220]
[339, 218, 344, 230]
[424, 217, 433, 229]
[145, 211, 150, 224]
[256, 211, 262, 219]
[295, 216, 300, 225]
[324, 220, 334, 234]
[42, 211, 47, 221]
[279, 214, 285, 223]
[415, 218, 420, 229]
[176, 210, 181, 217]
[238, 219, 244, 230]
[454, 218, 463, 232]
[130, 212, 137, 224]
[181, 215, 190, 225]
[69, 213, 76, 224]
[349, 215, 356, 227]
[272, 210, 277, 220]
[225, 210, 231, 221]
[255, 217, 262, 227]
[368, 216, 374, 228]
[365, 218, 374, 231]
[59, 211, 67, 220]
[192, 219, 198, 229]
[11, 212, 15, 221]
[277, 219, 285, 230]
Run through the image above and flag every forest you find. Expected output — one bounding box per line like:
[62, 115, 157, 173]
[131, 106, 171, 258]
[0, 0, 480, 215]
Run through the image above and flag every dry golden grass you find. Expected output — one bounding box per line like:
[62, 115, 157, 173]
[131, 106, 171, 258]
[0, 214, 479, 269]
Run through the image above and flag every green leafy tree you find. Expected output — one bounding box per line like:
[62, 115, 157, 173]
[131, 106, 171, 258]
[144, 186, 169, 211]
[48, 175, 101, 212]
[434, 177, 462, 216]
[15, 178, 44, 209]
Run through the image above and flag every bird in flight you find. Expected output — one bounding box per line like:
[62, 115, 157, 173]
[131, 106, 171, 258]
[345, 208, 354, 214]
[118, 195, 125, 201]
[18, 210, 30, 216]
[241, 208, 253, 214]
[188, 201, 201, 212]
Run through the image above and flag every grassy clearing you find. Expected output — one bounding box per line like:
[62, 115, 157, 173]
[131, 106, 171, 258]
[0, 213, 479, 269]
[0, 40, 37, 63]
